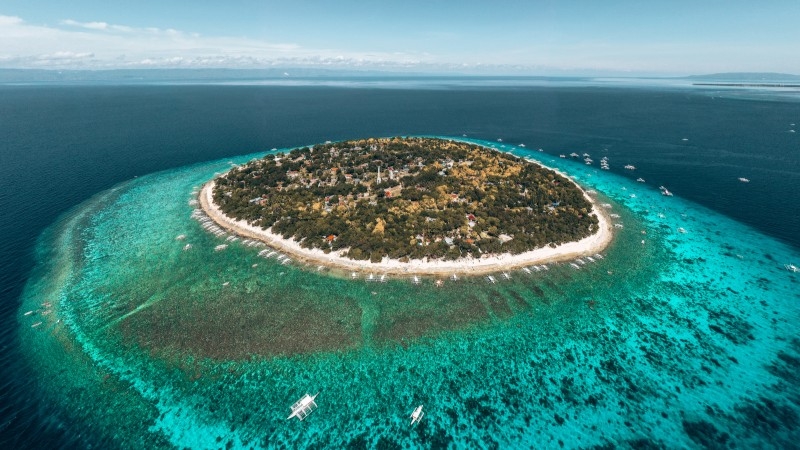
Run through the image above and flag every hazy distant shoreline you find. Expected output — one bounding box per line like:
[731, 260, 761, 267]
[693, 82, 800, 88]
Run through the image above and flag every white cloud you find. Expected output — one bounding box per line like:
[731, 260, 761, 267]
[60, 19, 180, 35]
[0, 14, 435, 71]
[61, 19, 110, 31]
[2, 14, 792, 74]
[0, 14, 23, 26]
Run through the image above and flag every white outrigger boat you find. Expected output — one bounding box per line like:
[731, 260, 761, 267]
[786, 264, 799, 273]
[287, 393, 319, 421]
[410, 405, 425, 425]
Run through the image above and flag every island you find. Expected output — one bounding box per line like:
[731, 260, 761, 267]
[199, 137, 612, 275]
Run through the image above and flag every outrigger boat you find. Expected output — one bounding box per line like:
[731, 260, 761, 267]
[287, 393, 319, 421]
[410, 405, 425, 425]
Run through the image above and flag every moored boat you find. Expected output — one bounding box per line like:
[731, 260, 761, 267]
[410, 405, 425, 425]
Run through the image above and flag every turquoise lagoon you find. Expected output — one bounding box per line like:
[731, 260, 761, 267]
[18, 138, 800, 448]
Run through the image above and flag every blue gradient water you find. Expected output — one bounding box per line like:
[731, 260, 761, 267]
[2, 83, 799, 448]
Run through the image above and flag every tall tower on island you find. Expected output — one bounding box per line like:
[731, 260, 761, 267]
[376, 164, 382, 184]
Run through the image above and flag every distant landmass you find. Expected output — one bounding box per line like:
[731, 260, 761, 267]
[686, 72, 800, 82]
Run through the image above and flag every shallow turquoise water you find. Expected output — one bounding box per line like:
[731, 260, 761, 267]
[18, 139, 800, 448]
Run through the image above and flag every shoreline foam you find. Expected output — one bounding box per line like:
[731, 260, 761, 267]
[199, 165, 613, 277]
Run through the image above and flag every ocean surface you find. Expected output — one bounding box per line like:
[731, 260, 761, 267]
[1, 81, 799, 449]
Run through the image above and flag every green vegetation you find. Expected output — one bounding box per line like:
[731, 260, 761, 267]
[213, 137, 597, 262]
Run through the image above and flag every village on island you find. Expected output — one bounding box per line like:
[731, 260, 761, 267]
[199, 137, 613, 276]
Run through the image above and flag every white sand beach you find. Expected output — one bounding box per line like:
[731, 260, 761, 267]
[199, 176, 613, 276]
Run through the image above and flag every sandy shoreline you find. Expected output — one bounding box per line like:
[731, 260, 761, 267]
[199, 178, 613, 276]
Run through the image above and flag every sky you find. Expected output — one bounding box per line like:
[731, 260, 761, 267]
[1, 0, 799, 76]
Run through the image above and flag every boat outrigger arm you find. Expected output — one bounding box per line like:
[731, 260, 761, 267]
[410, 405, 424, 425]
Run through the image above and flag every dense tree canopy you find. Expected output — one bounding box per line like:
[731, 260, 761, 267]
[213, 137, 598, 262]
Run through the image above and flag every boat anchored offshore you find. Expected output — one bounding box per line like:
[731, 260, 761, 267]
[786, 264, 799, 273]
[287, 393, 319, 421]
[410, 405, 425, 425]
[738, 177, 750, 183]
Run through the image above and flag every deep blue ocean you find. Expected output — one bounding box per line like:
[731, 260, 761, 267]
[1, 81, 799, 448]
